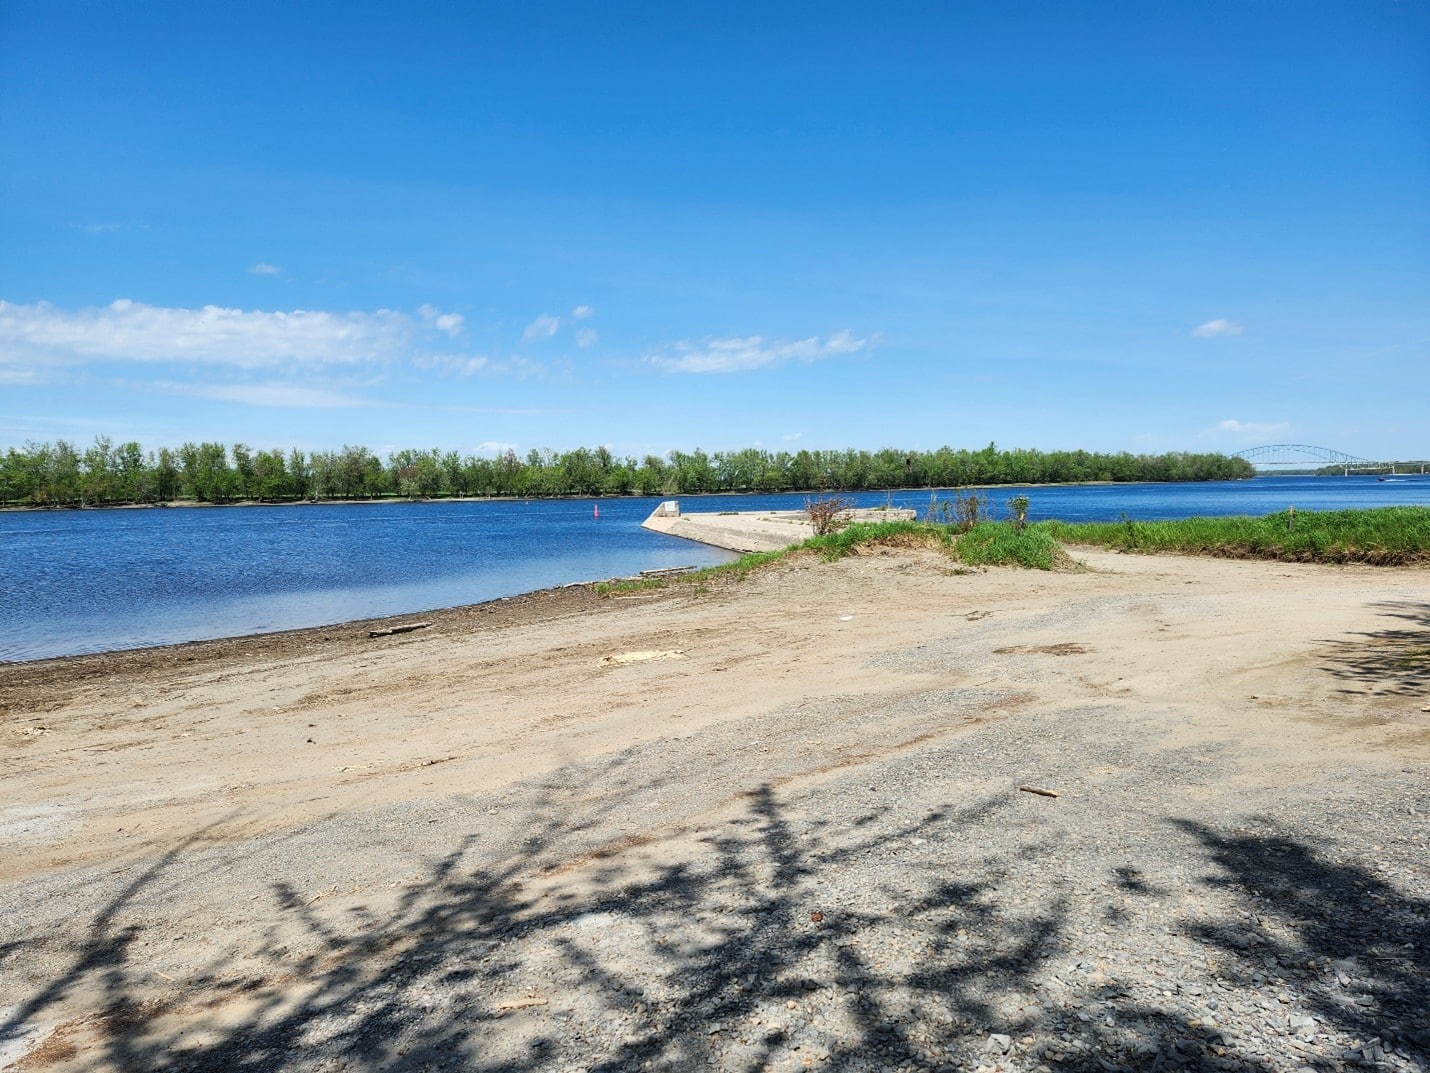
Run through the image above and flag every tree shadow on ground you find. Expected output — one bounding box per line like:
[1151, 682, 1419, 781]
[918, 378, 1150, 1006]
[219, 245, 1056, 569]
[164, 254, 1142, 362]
[4, 767, 1428, 1072]
[0, 825, 227, 1067]
[1173, 818, 1428, 1066]
[1320, 601, 1430, 697]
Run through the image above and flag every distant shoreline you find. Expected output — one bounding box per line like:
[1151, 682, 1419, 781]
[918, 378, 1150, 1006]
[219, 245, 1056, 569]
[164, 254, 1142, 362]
[0, 477, 1270, 514]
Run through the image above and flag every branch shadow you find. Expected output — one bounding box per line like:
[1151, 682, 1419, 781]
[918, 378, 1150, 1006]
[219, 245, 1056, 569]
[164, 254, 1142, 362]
[1320, 601, 1430, 697]
[6, 763, 1428, 1073]
[1173, 818, 1429, 1065]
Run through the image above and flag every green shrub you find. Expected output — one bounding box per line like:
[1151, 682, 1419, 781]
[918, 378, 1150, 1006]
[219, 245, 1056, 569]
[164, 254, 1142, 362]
[953, 522, 1062, 570]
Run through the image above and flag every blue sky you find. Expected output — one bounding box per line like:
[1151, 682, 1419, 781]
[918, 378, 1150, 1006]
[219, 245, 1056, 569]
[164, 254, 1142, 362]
[3, 1, 1427, 461]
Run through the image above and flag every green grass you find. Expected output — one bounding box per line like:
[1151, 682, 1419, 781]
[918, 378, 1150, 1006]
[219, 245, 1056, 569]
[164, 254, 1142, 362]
[596, 507, 1429, 600]
[804, 520, 951, 558]
[593, 576, 669, 596]
[699, 547, 793, 578]
[595, 547, 796, 597]
[1043, 506, 1430, 565]
[953, 522, 1066, 570]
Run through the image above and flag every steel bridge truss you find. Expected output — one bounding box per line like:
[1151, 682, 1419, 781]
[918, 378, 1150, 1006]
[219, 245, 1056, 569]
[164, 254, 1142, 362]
[1234, 445, 1377, 468]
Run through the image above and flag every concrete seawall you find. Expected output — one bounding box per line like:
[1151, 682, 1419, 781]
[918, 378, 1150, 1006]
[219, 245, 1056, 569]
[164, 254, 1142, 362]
[641, 500, 917, 554]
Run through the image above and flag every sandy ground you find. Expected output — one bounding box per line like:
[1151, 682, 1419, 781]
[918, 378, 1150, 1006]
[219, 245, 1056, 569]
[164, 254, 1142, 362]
[641, 507, 917, 552]
[1, 547, 1427, 1071]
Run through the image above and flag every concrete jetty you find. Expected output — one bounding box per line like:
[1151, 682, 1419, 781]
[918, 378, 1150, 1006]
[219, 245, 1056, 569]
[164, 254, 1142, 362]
[641, 500, 917, 554]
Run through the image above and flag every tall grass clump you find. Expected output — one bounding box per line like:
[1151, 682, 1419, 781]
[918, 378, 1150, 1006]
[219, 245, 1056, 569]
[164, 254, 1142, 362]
[804, 520, 951, 560]
[1045, 506, 1430, 565]
[952, 522, 1065, 570]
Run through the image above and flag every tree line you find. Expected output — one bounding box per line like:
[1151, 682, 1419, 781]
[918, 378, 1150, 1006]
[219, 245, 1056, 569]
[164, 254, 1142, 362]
[0, 437, 1255, 507]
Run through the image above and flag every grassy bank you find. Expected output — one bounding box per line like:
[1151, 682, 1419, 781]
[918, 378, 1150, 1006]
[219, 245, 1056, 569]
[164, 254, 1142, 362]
[1045, 506, 1430, 565]
[597, 507, 1430, 598]
[804, 520, 1067, 570]
[816, 509, 1430, 568]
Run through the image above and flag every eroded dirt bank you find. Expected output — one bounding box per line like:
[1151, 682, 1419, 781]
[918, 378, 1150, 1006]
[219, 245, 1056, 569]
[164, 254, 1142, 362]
[1, 548, 1427, 1072]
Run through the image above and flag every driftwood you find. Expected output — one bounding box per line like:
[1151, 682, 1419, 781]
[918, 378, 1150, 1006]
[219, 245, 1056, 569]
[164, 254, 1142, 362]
[368, 621, 431, 638]
[1018, 785, 1060, 798]
[638, 565, 696, 579]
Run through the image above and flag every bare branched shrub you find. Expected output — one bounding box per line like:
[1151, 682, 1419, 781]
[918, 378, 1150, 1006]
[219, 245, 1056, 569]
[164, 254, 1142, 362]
[924, 488, 987, 532]
[951, 489, 988, 532]
[805, 494, 853, 536]
[920, 492, 989, 535]
[1006, 495, 1030, 532]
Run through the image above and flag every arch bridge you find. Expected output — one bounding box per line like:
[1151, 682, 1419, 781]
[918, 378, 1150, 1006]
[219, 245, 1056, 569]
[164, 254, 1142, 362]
[1234, 445, 1430, 475]
[1235, 445, 1375, 470]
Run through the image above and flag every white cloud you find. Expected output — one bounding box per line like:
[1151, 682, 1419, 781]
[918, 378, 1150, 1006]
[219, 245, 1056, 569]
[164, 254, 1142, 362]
[572, 305, 595, 320]
[416, 353, 550, 378]
[418, 304, 465, 337]
[651, 329, 868, 374]
[475, 440, 519, 455]
[249, 262, 283, 276]
[444, 355, 491, 376]
[77, 222, 124, 234]
[0, 298, 430, 371]
[575, 327, 598, 349]
[156, 381, 371, 408]
[0, 366, 45, 384]
[1206, 418, 1290, 439]
[523, 313, 560, 341]
[1191, 319, 1244, 338]
[781, 432, 803, 442]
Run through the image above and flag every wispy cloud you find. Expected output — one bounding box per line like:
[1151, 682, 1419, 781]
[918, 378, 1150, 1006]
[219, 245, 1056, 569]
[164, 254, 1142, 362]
[1205, 418, 1290, 439]
[651, 329, 868, 374]
[443, 356, 490, 375]
[523, 313, 561, 341]
[575, 327, 598, 349]
[75, 222, 124, 234]
[418, 303, 465, 337]
[572, 305, 595, 320]
[1191, 318, 1244, 338]
[475, 440, 519, 455]
[415, 353, 549, 378]
[249, 262, 283, 276]
[781, 432, 803, 442]
[157, 380, 372, 408]
[0, 298, 453, 371]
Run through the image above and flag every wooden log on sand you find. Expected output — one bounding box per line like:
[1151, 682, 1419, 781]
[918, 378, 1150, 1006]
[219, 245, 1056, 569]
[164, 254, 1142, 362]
[368, 621, 431, 638]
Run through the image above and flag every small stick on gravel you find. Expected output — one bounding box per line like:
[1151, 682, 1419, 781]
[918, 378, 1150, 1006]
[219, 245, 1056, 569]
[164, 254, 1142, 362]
[496, 994, 549, 1013]
[1019, 785, 1060, 798]
[368, 622, 431, 638]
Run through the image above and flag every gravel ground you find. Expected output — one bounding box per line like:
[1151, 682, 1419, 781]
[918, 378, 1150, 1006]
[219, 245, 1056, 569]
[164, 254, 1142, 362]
[4, 697, 1426, 1072]
[1, 552, 1427, 1073]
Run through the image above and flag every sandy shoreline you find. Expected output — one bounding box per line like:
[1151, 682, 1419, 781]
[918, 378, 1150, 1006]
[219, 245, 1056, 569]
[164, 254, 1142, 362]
[2, 547, 1427, 1071]
[641, 506, 918, 553]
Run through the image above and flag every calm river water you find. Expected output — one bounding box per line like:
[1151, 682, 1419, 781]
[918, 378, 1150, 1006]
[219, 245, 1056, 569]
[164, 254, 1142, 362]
[3, 474, 1428, 661]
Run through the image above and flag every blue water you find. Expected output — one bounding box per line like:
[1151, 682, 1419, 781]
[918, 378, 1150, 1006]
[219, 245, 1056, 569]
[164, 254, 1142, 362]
[3, 474, 1428, 662]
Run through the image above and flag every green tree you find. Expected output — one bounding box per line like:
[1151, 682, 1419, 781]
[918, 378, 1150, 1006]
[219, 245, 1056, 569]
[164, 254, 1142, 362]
[154, 447, 181, 502]
[230, 443, 256, 499]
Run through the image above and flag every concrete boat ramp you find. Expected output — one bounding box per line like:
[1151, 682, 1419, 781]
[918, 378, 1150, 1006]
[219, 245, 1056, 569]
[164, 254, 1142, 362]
[641, 500, 916, 554]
